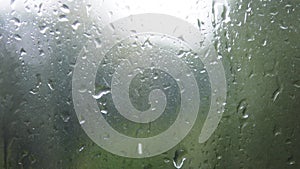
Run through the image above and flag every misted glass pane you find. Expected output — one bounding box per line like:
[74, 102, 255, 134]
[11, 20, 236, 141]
[0, 0, 299, 168]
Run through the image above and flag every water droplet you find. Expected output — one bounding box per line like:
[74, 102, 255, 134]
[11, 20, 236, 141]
[29, 74, 42, 95]
[273, 125, 281, 136]
[108, 11, 113, 17]
[242, 114, 249, 119]
[14, 34, 22, 41]
[262, 39, 267, 46]
[81, 54, 87, 60]
[109, 23, 115, 31]
[25, 5, 31, 12]
[78, 87, 87, 93]
[213, 1, 231, 27]
[100, 110, 107, 114]
[39, 25, 49, 34]
[163, 157, 171, 163]
[29, 88, 39, 95]
[293, 80, 300, 88]
[10, 17, 21, 27]
[173, 158, 186, 169]
[177, 35, 185, 42]
[60, 114, 70, 123]
[279, 24, 288, 30]
[200, 69, 206, 73]
[247, 37, 255, 42]
[39, 49, 45, 56]
[71, 20, 80, 30]
[138, 143, 143, 155]
[92, 90, 111, 99]
[270, 11, 279, 16]
[272, 88, 282, 102]
[285, 138, 292, 144]
[10, 0, 16, 8]
[287, 156, 295, 165]
[103, 133, 110, 140]
[47, 79, 55, 91]
[20, 48, 27, 56]
[197, 19, 203, 30]
[60, 4, 70, 13]
[141, 38, 153, 48]
[237, 99, 248, 118]
[58, 15, 68, 22]
[86, 4, 92, 16]
[79, 146, 85, 152]
[37, 3, 43, 16]
[83, 32, 92, 38]
[94, 38, 102, 48]
[173, 149, 187, 169]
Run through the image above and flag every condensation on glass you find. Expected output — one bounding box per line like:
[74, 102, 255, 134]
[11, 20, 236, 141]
[0, 0, 299, 168]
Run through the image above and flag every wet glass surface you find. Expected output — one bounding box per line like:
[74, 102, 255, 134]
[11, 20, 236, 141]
[0, 0, 299, 168]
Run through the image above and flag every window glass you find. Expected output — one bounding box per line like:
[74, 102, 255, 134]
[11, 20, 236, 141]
[0, 0, 299, 168]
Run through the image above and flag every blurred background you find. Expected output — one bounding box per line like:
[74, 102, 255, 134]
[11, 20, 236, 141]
[0, 0, 299, 168]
